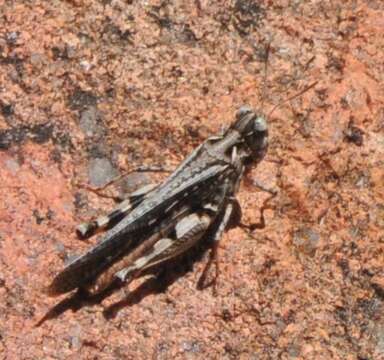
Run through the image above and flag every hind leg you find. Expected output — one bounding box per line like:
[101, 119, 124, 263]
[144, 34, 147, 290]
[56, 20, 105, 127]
[76, 183, 158, 238]
[85, 211, 213, 295]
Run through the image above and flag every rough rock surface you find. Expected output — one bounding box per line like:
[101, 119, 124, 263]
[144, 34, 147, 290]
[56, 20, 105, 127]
[1, 1, 383, 359]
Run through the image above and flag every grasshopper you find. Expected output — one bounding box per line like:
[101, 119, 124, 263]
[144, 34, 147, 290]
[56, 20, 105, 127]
[47, 106, 269, 296]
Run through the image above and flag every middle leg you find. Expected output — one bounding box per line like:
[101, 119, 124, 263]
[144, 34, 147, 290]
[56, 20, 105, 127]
[198, 201, 235, 294]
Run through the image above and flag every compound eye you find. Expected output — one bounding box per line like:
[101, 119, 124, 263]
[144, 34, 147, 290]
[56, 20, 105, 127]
[254, 117, 268, 132]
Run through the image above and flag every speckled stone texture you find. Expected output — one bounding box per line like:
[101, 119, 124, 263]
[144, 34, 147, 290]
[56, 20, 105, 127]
[1, 1, 383, 359]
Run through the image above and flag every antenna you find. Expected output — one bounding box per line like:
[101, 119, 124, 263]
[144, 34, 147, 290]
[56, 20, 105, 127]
[267, 81, 318, 120]
[260, 41, 271, 110]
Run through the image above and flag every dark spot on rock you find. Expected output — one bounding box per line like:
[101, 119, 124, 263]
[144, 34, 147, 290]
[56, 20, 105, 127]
[263, 258, 276, 270]
[170, 66, 183, 78]
[0, 54, 22, 66]
[337, 258, 350, 278]
[0, 54, 25, 82]
[0, 102, 14, 117]
[340, 96, 349, 109]
[24, 305, 36, 318]
[177, 24, 198, 44]
[224, 343, 240, 357]
[232, 0, 265, 36]
[201, 86, 209, 95]
[156, 341, 169, 353]
[0, 126, 26, 149]
[221, 308, 232, 321]
[82, 340, 99, 349]
[147, 10, 173, 29]
[0, 123, 72, 150]
[106, 87, 115, 99]
[102, 20, 134, 45]
[32, 209, 45, 225]
[344, 119, 363, 146]
[30, 123, 54, 144]
[334, 305, 349, 323]
[68, 89, 98, 111]
[372, 283, 384, 300]
[74, 192, 87, 210]
[357, 298, 381, 319]
[32, 209, 53, 224]
[50, 148, 62, 163]
[54, 131, 73, 151]
[327, 54, 346, 73]
[51, 46, 69, 60]
[46, 209, 54, 220]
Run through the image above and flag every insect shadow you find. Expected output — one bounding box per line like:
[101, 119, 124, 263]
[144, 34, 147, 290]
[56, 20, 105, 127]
[102, 243, 216, 320]
[36, 232, 220, 326]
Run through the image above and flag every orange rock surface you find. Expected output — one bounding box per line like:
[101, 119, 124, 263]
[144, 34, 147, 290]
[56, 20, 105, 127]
[1, 1, 383, 358]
